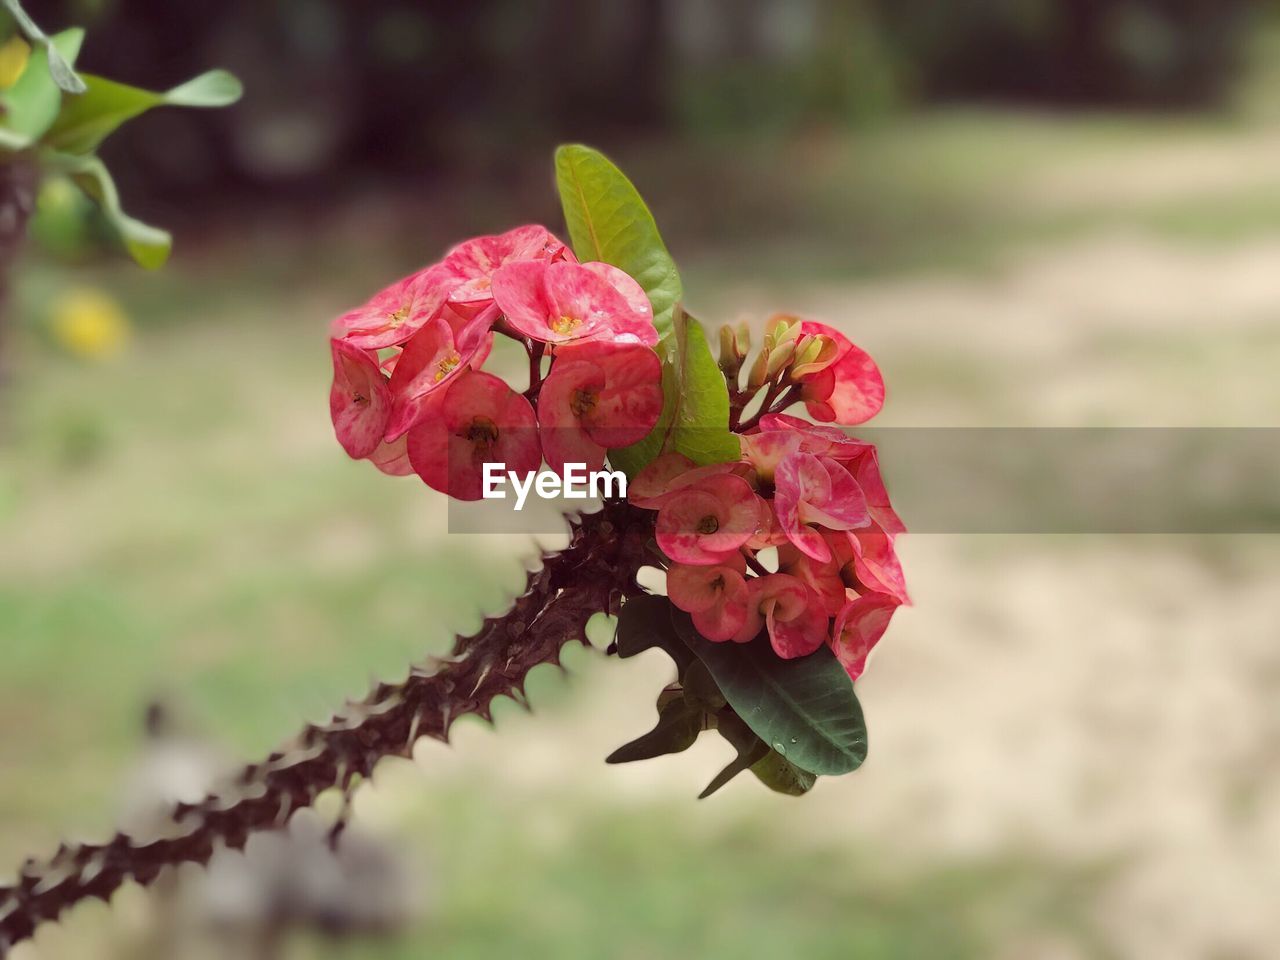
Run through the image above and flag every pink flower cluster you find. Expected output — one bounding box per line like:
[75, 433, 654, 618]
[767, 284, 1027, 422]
[634, 413, 908, 680]
[328, 225, 664, 498]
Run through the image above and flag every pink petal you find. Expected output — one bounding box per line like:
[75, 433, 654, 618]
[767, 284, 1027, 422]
[384, 313, 466, 441]
[799, 321, 884, 426]
[779, 543, 848, 617]
[848, 527, 911, 606]
[797, 457, 870, 531]
[774, 453, 834, 562]
[739, 574, 827, 657]
[656, 477, 759, 565]
[441, 225, 570, 281]
[768, 600, 828, 659]
[331, 265, 457, 350]
[832, 593, 900, 680]
[569, 342, 663, 448]
[579, 262, 657, 345]
[740, 429, 803, 482]
[330, 339, 391, 459]
[369, 435, 413, 476]
[668, 559, 749, 642]
[629, 454, 742, 510]
[845, 445, 907, 539]
[406, 371, 540, 501]
[490, 260, 555, 339]
[537, 357, 608, 474]
[630, 452, 697, 508]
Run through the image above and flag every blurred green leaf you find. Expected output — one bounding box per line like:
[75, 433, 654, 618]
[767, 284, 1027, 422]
[672, 611, 868, 777]
[46, 69, 243, 154]
[1, 0, 85, 93]
[615, 593, 693, 670]
[54, 154, 171, 269]
[554, 143, 682, 338]
[0, 28, 83, 146]
[751, 748, 819, 797]
[606, 697, 703, 764]
[610, 309, 740, 476]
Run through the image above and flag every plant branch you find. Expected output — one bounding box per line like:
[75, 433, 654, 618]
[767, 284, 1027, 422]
[0, 500, 654, 956]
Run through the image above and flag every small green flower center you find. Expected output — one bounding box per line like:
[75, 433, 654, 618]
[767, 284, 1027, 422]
[434, 351, 461, 382]
[550, 314, 580, 335]
[387, 304, 411, 328]
[696, 515, 720, 535]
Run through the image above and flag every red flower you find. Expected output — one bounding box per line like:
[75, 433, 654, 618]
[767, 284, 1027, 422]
[628, 453, 745, 509]
[384, 301, 497, 440]
[778, 542, 848, 617]
[439, 224, 573, 318]
[330, 264, 456, 350]
[491, 260, 657, 346]
[329, 339, 391, 459]
[537, 341, 663, 473]
[655, 474, 763, 565]
[667, 555, 750, 642]
[832, 593, 900, 680]
[793, 320, 885, 426]
[733, 573, 828, 658]
[406, 370, 540, 501]
[773, 452, 870, 562]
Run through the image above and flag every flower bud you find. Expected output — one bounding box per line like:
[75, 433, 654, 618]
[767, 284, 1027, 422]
[766, 339, 797, 380]
[746, 342, 771, 390]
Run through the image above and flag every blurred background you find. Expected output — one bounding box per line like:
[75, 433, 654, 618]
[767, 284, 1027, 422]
[3, 1, 1280, 957]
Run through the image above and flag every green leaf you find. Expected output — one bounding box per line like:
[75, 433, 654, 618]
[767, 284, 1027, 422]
[609, 309, 740, 477]
[0, 28, 84, 145]
[554, 143, 682, 339]
[699, 712, 770, 799]
[56, 154, 171, 269]
[615, 593, 693, 670]
[45, 69, 242, 154]
[751, 749, 819, 797]
[672, 611, 868, 777]
[606, 697, 703, 764]
[2, 0, 85, 93]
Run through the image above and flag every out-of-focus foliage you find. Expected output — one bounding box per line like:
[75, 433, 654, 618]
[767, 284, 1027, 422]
[0, 0, 239, 268]
[871, 0, 1258, 108]
[20, 0, 1265, 216]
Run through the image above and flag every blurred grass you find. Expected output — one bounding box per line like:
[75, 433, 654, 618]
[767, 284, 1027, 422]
[6, 101, 1280, 957]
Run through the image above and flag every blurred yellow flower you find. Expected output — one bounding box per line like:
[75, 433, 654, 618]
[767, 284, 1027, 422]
[0, 36, 31, 90]
[49, 288, 132, 360]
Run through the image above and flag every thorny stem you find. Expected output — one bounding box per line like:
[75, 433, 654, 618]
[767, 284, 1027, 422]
[0, 500, 655, 956]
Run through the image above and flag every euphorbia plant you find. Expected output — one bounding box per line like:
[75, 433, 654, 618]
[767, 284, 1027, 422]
[0, 143, 907, 952]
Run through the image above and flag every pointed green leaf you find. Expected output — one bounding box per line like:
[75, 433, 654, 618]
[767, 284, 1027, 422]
[609, 310, 740, 477]
[45, 68, 242, 154]
[0, 28, 84, 144]
[58, 154, 171, 269]
[606, 698, 703, 764]
[699, 712, 770, 799]
[554, 143, 682, 339]
[2, 0, 85, 93]
[672, 611, 868, 776]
